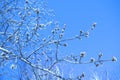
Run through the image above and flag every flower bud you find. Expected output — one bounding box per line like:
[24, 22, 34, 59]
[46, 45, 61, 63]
[95, 64, 99, 67]
[63, 43, 67, 46]
[25, 0, 28, 3]
[51, 30, 55, 34]
[112, 56, 117, 61]
[10, 64, 17, 69]
[90, 58, 95, 62]
[85, 32, 89, 37]
[78, 72, 85, 79]
[92, 22, 97, 27]
[80, 30, 83, 33]
[98, 53, 103, 58]
[80, 52, 86, 57]
[59, 33, 64, 38]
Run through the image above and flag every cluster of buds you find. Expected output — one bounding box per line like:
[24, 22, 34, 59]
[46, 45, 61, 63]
[55, 26, 60, 31]
[77, 72, 85, 80]
[59, 24, 66, 38]
[51, 26, 59, 34]
[39, 24, 46, 28]
[79, 22, 96, 38]
[79, 30, 89, 38]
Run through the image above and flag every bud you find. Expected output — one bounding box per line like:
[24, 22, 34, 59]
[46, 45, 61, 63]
[42, 38, 46, 42]
[36, 9, 40, 14]
[80, 30, 83, 35]
[55, 27, 60, 31]
[80, 52, 86, 57]
[81, 72, 85, 77]
[95, 64, 99, 67]
[16, 36, 19, 41]
[59, 33, 64, 38]
[53, 40, 58, 44]
[98, 53, 103, 58]
[112, 56, 117, 61]
[61, 29, 65, 33]
[46, 58, 49, 61]
[1, 52, 6, 56]
[51, 30, 55, 34]
[18, 12, 22, 15]
[63, 43, 67, 47]
[85, 32, 89, 37]
[63, 24, 66, 30]
[90, 58, 95, 62]
[78, 72, 85, 79]
[92, 22, 97, 27]
[26, 0, 28, 3]
[27, 12, 31, 15]
[10, 64, 17, 69]
[80, 30, 82, 33]
[39, 24, 45, 28]
[75, 58, 77, 61]
[5, 55, 9, 59]
[64, 24, 67, 27]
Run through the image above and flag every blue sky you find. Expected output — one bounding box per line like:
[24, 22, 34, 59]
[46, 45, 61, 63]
[48, 0, 120, 79]
[0, 0, 120, 79]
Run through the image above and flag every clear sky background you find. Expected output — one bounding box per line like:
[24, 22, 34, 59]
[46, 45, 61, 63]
[48, 0, 120, 79]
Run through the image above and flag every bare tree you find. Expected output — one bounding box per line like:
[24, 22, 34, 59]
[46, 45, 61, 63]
[0, 0, 117, 80]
